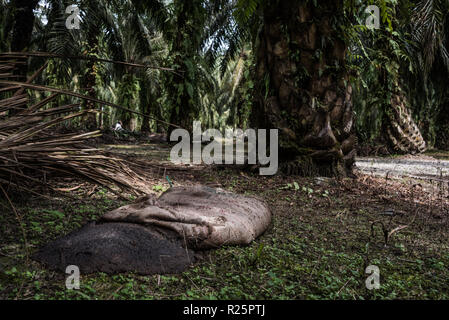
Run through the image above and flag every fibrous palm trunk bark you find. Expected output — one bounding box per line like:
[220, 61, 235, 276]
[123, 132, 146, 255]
[253, 0, 356, 176]
[384, 84, 427, 153]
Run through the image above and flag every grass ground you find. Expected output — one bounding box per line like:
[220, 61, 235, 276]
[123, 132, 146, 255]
[1, 144, 449, 300]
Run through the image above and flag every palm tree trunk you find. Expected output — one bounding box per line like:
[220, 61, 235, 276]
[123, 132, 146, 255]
[383, 84, 427, 153]
[11, 0, 39, 68]
[166, 0, 199, 138]
[117, 72, 138, 130]
[81, 27, 99, 129]
[141, 102, 151, 134]
[8, 0, 39, 116]
[434, 98, 449, 150]
[253, 0, 356, 176]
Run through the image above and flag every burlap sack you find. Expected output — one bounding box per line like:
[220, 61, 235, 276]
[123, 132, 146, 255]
[101, 185, 271, 249]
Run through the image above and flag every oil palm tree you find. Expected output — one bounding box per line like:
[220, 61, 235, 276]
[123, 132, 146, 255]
[352, 0, 428, 154]
[29, 0, 166, 131]
[10, 0, 40, 51]
[247, 0, 356, 176]
[411, 0, 449, 149]
[0, 0, 14, 52]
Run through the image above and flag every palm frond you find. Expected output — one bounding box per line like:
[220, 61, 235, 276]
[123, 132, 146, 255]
[412, 0, 449, 74]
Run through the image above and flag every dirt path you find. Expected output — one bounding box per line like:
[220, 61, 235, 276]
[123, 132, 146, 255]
[355, 156, 449, 181]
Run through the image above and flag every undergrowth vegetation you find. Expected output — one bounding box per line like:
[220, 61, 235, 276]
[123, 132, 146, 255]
[1, 147, 449, 300]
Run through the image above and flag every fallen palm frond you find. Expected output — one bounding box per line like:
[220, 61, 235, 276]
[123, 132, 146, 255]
[0, 52, 177, 73]
[0, 80, 180, 129]
[0, 58, 156, 199]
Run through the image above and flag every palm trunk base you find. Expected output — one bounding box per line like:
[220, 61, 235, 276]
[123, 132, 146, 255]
[383, 89, 427, 154]
[253, 0, 356, 177]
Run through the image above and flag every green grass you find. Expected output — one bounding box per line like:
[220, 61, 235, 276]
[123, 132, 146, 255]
[1, 158, 449, 300]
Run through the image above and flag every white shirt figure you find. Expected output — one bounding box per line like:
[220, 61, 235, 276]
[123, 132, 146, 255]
[114, 122, 123, 131]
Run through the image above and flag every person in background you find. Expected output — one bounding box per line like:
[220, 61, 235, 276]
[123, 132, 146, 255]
[114, 120, 123, 131]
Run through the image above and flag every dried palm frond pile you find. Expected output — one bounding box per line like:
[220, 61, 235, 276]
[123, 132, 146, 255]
[0, 55, 154, 199]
